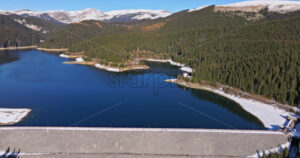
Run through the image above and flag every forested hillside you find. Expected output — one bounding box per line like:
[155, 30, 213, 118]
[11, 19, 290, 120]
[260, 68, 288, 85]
[191, 16, 300, 105]
[39, 6, 300, 106]
[0, 14, 61, 48]
[40, 21, 130, 49]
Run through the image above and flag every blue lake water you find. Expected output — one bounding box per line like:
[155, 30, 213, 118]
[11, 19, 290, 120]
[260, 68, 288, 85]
[0, 50, 264, 129]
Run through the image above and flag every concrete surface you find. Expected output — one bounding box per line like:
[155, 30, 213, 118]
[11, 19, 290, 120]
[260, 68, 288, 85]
[0, 127, 289, 158]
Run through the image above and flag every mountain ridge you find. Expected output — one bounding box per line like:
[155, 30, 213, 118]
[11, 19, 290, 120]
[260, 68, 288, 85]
[0, 8, 172, 24]
[1, 1, 300, 24]
[190, 0, 300, 13]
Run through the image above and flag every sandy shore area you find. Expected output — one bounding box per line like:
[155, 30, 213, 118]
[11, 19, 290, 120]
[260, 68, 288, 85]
[166, 79, 291, 130]
[37, 48, 68, 52]
[0, 47, 68, 52]
[0, 108, 31, 125]
[0, 46, 38, 51]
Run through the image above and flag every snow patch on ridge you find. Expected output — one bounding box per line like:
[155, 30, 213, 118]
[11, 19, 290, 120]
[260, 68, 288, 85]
[0, 10, 10, 15]
[13, 19, 43, 32]
[188, 6, 209, 12]
[189, 1, 300, 13]
[218, 0, 300, 13]
[66, 8, 107, 23]
[105, 9, 171, 20]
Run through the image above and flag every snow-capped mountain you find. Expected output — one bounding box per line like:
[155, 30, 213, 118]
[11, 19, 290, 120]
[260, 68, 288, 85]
[190, 0, 300, 13]
[45, 8, 107, 24]
[3, 1, 299, 24]
[105, 9, 171, 20]
[0, 8, 172, 24]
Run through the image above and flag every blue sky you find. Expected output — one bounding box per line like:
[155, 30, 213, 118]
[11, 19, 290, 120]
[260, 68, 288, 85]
[0, 0, 247, 12]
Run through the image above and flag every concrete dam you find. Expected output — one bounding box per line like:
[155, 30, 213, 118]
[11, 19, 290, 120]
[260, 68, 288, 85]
[0, 127, 288, 158]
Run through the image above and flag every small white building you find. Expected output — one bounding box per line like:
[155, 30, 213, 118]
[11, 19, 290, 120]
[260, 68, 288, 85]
[183, 73, 188, 78]
[183, 72, 192, 79]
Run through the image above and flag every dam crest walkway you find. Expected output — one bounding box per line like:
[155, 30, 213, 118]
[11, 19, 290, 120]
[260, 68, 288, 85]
[0, 127, 288, 158]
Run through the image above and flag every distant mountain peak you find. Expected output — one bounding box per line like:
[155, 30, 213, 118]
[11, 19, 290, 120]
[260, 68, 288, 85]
[13, 9, 38, 15]
[83, 8, 98, 11]
[0, 8, 172, 24]
[16, 9, 32, 12]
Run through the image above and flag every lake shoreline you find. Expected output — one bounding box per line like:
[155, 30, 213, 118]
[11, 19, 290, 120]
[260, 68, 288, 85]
[61, 55, 150, 72]
[36, 48, 68, 52]
[60, 54, 193, 73]
[0, 47, 69, 52]
[166, 79, 292, 130]
[0, 46, 38, 51]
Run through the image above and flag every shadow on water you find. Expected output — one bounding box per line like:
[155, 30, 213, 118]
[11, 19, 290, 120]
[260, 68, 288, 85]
[179, 86, 265, 128]
[0, 148, 21, 158]
[0, 51, 20, 65]
[289, 138, 299, 158]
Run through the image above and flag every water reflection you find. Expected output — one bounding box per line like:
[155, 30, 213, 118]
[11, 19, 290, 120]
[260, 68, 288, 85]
[188, 87, 264, 127]
[0, 50, 19, 65]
